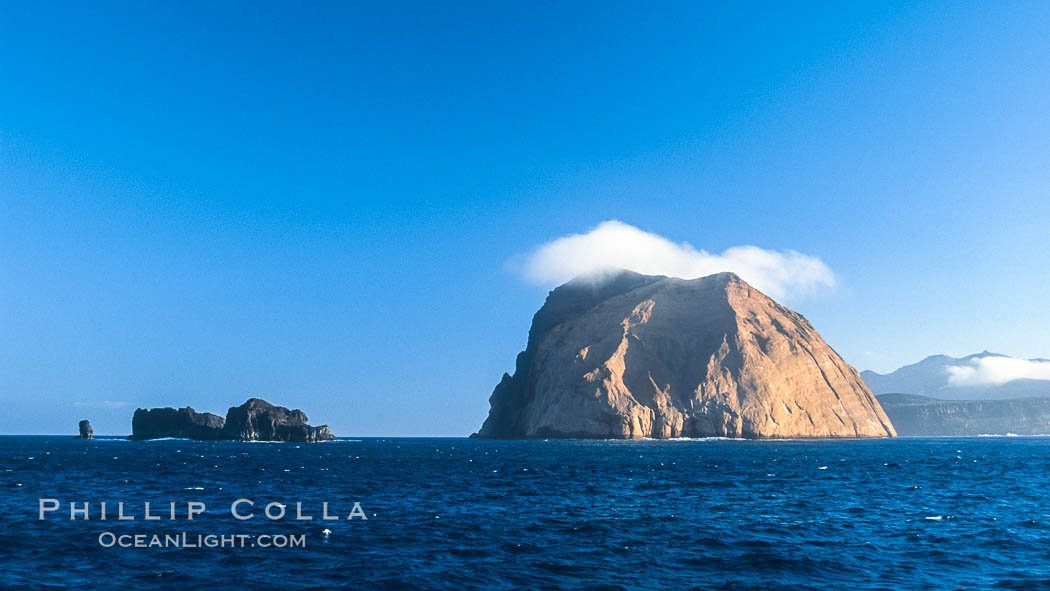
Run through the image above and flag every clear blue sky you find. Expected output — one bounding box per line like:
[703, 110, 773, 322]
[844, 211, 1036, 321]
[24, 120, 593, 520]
[2, 2, 1049, 435]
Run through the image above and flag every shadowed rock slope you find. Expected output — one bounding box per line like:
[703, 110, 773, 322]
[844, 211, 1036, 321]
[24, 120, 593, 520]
[475, 271, 895, 439]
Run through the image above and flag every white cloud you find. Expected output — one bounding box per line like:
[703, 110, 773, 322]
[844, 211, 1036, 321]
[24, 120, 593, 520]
[73, 401, 130, 409]
[518, 220, 836, 299]
[947, 357, 1050, 386]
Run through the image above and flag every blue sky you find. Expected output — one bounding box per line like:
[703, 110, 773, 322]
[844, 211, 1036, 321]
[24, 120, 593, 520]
[2, 2, 1049, 435]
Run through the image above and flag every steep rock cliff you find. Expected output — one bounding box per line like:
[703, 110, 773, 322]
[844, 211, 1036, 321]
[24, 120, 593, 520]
[476, 271, 895, 439]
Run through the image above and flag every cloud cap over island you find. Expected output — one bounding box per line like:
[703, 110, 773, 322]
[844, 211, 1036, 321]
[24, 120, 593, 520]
[947, 356, 1050, 386]
[518, 220, 836, 300]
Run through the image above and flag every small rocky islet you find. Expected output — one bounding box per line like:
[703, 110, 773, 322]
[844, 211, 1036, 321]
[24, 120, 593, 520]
[76, 398, 335, 442]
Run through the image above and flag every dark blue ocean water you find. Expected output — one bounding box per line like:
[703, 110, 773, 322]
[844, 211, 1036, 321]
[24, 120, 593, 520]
[3, 436, 1050, 590]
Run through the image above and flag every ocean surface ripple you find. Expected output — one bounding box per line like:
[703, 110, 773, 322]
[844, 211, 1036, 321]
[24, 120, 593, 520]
[3, 436, 1050, 590]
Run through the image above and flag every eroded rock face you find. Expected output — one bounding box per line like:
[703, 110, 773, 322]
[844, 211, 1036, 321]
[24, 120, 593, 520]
[221, 398, 335, 442]
[131, 407, 226, 440]
[77, 420, 94, 439]
[475, 271, 895, 439]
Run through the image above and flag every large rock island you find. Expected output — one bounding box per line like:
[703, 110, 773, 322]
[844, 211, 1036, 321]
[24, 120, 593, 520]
[131, 398, 335, 442]
[475, 271, 895, 439]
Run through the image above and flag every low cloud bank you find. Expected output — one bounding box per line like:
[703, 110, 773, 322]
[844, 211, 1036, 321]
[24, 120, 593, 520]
[519, 220, 835, 300]
[947, 357, 1050, 386]
[73, 401, 130, 409]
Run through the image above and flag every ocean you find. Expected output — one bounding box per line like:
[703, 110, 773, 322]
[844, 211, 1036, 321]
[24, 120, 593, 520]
[3, 435, 1049, 590]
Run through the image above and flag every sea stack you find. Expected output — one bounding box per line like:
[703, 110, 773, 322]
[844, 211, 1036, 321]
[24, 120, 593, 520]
[475, 271, 895, 439]
[77, 420, 94, 439]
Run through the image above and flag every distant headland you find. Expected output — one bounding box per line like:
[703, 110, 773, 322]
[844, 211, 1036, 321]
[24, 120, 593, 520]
[864, 352, 1050, 436]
